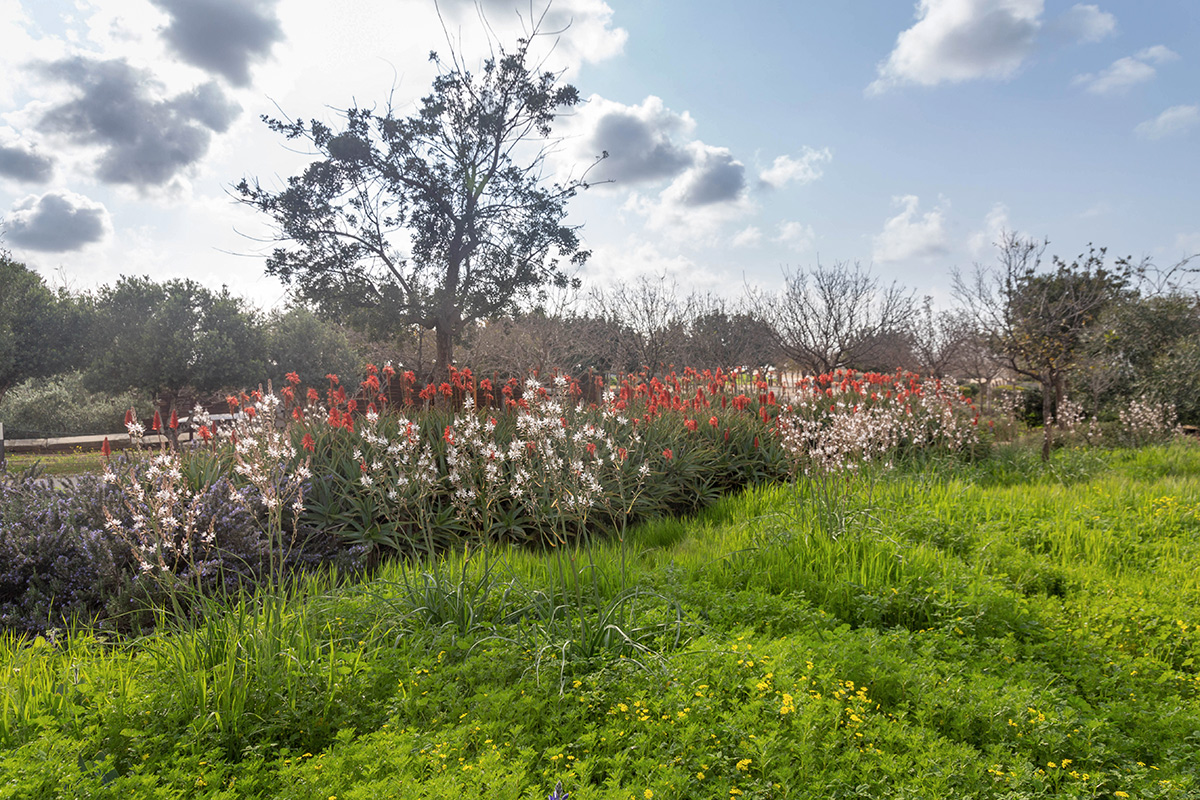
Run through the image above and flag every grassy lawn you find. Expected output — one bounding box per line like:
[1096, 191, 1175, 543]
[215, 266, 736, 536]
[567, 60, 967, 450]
[2, 443, 1198, 798]
[2, 450, 106, 477]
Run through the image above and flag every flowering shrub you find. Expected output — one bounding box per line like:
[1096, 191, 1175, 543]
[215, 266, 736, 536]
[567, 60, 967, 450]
[776, 371, 981, 475]
[1119, 395, 1178, 446]
[1054, 396, 1104, 446]
[0, 365, 994, 631]
[0, 467, 131, 633]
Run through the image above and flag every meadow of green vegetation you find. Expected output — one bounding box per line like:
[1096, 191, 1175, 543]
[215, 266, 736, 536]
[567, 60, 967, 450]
[3, 442, 1198, 799]
[1, 451, 107, 477]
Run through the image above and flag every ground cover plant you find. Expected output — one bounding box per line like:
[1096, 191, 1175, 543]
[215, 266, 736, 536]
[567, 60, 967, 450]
[1, 368, 1196, 798]
[0, 451, 105, 477]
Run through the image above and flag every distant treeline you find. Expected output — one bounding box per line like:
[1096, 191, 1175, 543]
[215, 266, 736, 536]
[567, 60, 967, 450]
[3, 241, 1199, 439]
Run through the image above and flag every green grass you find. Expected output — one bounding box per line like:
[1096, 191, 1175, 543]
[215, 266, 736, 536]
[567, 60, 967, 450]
[2, 442, 1199, 798]
[1, 450, 106, 476]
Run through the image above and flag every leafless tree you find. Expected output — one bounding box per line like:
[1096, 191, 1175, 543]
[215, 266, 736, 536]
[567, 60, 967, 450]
[758, 261, 916, 375]
[910, 298, 974, 379]
[589, 274, 687, 375]
[680, 292, 778, 372]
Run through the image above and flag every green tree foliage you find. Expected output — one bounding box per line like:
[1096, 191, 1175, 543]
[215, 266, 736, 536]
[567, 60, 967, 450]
[236, 29, 595, 378]
[1075, 294, 1199, 406]
[0, 371, 150, 437]
[265, 306, 363, 388]
[85, 276, 267, 407]
[956, 233, 1133, 459]
[0, 251, 89, 399]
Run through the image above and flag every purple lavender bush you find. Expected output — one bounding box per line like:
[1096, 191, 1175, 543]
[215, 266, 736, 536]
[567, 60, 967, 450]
[0, 466, 132, 633]
[0, 457, 366, 635]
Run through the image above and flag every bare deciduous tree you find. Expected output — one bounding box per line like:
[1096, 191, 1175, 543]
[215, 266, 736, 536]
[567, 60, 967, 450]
[910, 299, 974, 379]
[590, 274, 687, 375]
[758, 261, 916, 375]
[680, 292, 777, 372]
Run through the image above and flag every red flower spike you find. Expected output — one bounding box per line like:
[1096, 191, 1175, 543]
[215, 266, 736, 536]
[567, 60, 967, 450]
[306, 388, 320, 405]
[101, 437, 111, 458]
[326, 373, 339, 386]
[662, 448, 673, 460]
[709, 415, 719, 427]
[302, 433, 315, 452]
[286, 371, 301, 385]
[198, 425, 212, 442]
[124, 409, 133, 427]
[169, 409, 178, 429]
[151, 410, 161, 431]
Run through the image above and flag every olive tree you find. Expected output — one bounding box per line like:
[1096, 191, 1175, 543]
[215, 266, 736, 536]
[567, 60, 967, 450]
[85, 276, 267, 410]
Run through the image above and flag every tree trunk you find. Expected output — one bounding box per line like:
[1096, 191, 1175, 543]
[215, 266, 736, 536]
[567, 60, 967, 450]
[434, 325, 453, 383]
[1053, 373, 1066, 429]
[1041, 377, 1054, 461]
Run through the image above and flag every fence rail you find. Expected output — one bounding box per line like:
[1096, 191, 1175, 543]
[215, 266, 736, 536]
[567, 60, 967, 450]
[0, 428, 194, 457]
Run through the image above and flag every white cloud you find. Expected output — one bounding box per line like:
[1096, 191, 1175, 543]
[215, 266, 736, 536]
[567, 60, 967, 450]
[1174, 232, 1200, 257]
[558, 94, 696, 186]
[581, 238, 725, 292]
[437, 0, 627, 76]
[3, 188, 112, 252]
[868, 0, 1043, 93]
[967, 202, 1011, 255]
[666, 143, 746, 207]
[0, 0, 72, 107]
[1058, 4, 1116, 43]
[1136, 45, 1179, 65]
[1135, 105, 1200, 140]
[758, 147, 832, 189]
[872, 195, 949, 262]
[732, 225, 762, 247]
[775, 220, 815, 252]
[621, 141, 753, 243]
[1073, 46, 1176, 94]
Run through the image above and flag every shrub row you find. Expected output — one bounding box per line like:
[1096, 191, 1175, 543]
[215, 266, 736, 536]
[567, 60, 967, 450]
[3, 367, 985, 635]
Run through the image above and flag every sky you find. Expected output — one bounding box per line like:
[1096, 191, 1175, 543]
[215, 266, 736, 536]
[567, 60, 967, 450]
[0, 0, 1197, 311]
